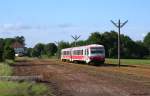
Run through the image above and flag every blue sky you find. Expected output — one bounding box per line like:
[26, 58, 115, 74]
[0, 0, 150, 47]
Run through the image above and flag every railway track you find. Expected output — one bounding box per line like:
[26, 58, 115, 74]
[13, 59, 150, 96]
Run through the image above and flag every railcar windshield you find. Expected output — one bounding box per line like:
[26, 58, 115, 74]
[90, 47, 104, 54]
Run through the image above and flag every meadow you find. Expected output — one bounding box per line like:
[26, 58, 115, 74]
[106, 58, 150, 65]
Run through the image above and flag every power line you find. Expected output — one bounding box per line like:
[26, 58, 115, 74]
[111, 19, 128, 67]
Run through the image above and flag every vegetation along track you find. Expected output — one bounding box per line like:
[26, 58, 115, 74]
[12, 58, 150, 96]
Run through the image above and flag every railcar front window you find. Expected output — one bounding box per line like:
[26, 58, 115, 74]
[91, 50, 103, 54]
[91, 47, 104, 54]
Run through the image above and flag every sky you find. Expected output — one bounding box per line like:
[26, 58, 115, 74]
[0, 0, 150, 47]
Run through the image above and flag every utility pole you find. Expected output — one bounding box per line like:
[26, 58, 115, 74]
[71, 35, 80, 47]
[111, 19, 128, 67]
[55, 41, 60, 59]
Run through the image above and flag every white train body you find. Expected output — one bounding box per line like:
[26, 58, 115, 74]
[61, 44, 105, 64]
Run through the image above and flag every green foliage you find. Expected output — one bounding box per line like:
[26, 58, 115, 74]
[86, 31, 149, 59]
[71, 40, 87, 47]
[26, 48, 33, 57]
[3, 46, 15, 60]
[87, 32, 103, 44]
[4, 38, 15, 48]
[14, 36, 25, 46]
[0, 81, 51, 96]
[28, 43, 58, 58]
[5, 59, 15, 65]
[32, 49, 40, 57]
[144, 32, 150, 54]
[0, 62, 12, 76]
[0, 48, 4, 62]
[33, 43, 45, 57]
[0, 36, 25, 61]
[44, 43, 57, 56]
[57, 41, 70, 49]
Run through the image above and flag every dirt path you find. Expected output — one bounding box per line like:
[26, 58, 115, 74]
[12, 59, 150, 96]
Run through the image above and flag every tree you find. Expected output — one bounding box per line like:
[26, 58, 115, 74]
[101, 31, 118, 58]
[33, 43, 45, 57]
[44, 43, 57, 56]
[15, 36, 25, 46]
[0, 48, 4, 62]
[0, 39, 4, 61]
[135, 41, 149, 58]
[26, 48, 33, 57]
[87, 32, 103, 44]
[4, 38, 15, 47]
[57, 41, 70, 49]
[3, 46, 15, 60]
[70, 40, 87, 47]
[144, 32, 150, 55]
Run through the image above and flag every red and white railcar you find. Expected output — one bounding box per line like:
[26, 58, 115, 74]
[61, 44, 105, 64]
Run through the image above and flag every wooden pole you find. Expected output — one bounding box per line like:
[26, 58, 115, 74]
[111, 19, 128, 67]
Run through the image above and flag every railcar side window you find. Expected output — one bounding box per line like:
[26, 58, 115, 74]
[73, 50, 83, 55]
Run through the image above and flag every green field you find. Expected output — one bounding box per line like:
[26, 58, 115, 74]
[0, 81, 49, 96]
[106, 58, 150, 65]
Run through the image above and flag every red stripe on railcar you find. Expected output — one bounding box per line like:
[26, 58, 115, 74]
[63, 55, 71, 59]
[71, 55, 84, 60]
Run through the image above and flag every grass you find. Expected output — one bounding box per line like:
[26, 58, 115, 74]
[0, 81, 51, 96]
[5, 59, 15, 65]
[106, 58, 150, 65]
[0, 60, 53, 96]
[0, 62, 12, 76]
[15, 57, 38, 61]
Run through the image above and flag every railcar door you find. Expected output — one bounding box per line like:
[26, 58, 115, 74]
[84, 48, 89, 63]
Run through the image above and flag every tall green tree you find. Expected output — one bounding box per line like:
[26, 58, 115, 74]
[87, 32, 103, 44]
[4, 38, 15, 47]
[144, 32, 150, 55]
[3, 46, 15, 60]
[33, 43, 45, 57]
[15, 36, 25, 45]
[26, 48, 33, 57]
[44, 43, 57, 56]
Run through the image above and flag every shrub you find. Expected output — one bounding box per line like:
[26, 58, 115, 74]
[0, 48, 4, 62]
[3, 46, 15, 60]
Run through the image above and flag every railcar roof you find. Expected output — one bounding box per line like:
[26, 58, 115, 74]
[61, 44, 104, 51]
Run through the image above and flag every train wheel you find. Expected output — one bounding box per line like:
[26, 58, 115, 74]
[74, 60, 78, 64]
[88, 61, 95, 66]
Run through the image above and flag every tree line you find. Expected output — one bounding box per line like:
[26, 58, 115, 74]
[1, 31, 150, 60]
[27, 31, 150, 59]
[27, 43, 57, 57]
[0, 36, 25, 61]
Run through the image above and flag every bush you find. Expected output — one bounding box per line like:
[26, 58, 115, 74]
[3, 46, 15, 60]
[0, 62, 12, 76]
[0, 48, 4, 62]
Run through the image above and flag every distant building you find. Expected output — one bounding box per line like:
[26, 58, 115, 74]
[11, 41, 25, 56]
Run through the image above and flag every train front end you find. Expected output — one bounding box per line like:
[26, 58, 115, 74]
[88, 46, 105, 64]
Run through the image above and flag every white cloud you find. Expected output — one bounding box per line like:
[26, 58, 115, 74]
[0, 23, 76, 33]
[0, 23, 33, 32]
